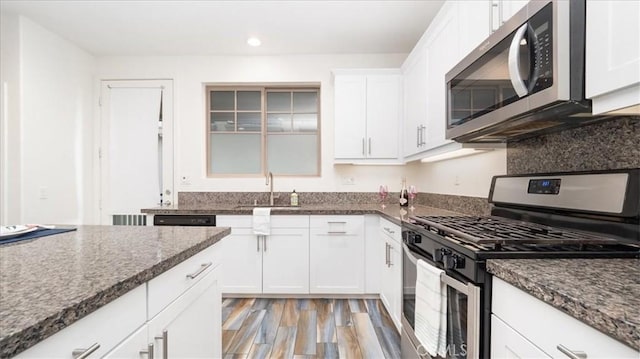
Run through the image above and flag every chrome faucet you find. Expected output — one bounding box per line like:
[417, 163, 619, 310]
[266, 172, 276, 206]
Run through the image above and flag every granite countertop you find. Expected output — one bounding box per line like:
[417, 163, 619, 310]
[0, 225, 230, 358]
[142, 203, 462, 225]
[487, 258, 640, 351]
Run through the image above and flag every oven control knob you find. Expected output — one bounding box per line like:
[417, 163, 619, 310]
[411, 233, 422, 244]
[444, 253, 465, 270]
[435, 248, 450, 262]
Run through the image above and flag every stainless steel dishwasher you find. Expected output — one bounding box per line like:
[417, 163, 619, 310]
[153, 215, 216, 226]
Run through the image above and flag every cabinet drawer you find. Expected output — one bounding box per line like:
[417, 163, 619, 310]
[16, 285, 146, 359]
[492, 277, 638, 358]
[216, 215, 252, 228]
[379, 217, 401, 243]
[310, 215, 364, 234]
[148, 244, 220, 319]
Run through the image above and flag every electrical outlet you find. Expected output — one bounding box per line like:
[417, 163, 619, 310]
[39, 186, 48, 199]
[454, 175, 460, 186]
[180, 176, 191, 185]
[342, 177, 356, 185]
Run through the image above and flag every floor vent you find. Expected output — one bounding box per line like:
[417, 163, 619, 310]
[112, 214, 147, 226]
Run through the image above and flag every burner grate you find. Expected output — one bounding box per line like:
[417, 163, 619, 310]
[411, 215, 634, 246]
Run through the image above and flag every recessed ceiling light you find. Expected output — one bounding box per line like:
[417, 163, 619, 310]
[247, 37, 261, 47]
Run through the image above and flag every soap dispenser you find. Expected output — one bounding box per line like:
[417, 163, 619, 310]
[290, 190, 299, 206]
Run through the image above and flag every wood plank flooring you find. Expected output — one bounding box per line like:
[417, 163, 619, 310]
[222, 298, 400, 359]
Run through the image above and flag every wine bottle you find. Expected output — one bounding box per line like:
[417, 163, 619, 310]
[399, 178, 409, 207]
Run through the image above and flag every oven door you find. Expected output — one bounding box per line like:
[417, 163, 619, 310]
[402, 243, 481, 359]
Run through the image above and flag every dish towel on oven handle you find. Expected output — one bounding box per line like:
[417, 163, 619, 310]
[252, 207, 271, 236]
[414, 258, 447, 358]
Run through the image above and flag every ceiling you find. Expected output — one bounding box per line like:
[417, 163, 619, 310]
[0, 0, 445, 56]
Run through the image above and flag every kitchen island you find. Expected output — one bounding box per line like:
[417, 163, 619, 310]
[0, 225, 230, 358]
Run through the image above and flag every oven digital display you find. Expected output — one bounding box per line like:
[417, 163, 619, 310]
[528, 178, 561, 194]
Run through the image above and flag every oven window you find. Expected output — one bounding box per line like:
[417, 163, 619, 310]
[447, 287, 468, 359]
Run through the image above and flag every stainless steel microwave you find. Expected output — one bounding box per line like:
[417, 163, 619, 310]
[446, 0, 598, 143]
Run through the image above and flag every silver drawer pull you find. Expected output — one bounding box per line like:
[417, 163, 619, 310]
[384, 227, 395, 234]
[327, 221, 347, 224]
[154, 330, 168, 359]
[186, 262, 212, 279]
[140, 343, 154, 359]
[557, 344, 587, 359]
[72, 343, 100, 359]
[327, 231, 347, 234]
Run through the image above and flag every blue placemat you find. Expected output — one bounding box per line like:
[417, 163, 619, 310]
[0, 228, 77, 246]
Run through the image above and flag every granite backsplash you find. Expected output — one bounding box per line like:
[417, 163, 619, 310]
[507, 117, 640, 175]
[178, 191, 490, 216]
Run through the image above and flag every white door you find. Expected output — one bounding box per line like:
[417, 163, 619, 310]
[262, 228, 310, 294]
[99, 80, 173, 225]
[103, 325, 150, 358]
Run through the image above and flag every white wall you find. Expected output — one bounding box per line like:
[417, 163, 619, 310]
[407, 149, 507, 198]
[96, 54, 412, 194]
[0, 13, 21, 225]
[1, 16, 96, 224]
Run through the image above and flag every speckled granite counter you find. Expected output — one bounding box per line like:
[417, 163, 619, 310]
[142, 203, 462, 225]
[0, 225, 230, 357]
[487, 258, 640, 351]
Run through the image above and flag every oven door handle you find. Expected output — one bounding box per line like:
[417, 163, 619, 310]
[402, 243, 481, 359]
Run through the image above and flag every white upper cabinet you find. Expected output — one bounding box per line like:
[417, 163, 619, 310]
[493, 0, 528, 31]
[402, 1, 459, 160]
[586, 0, 640, 115]
[334, 70, 402, 164]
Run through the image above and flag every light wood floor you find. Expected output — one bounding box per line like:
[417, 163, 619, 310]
[222, 298, 401, 359]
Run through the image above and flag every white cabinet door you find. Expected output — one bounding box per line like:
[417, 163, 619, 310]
[262, 227, 310, 294]
[423, 2, 458, 151]
[379, 218, 402, 332]
[219, 228, 263, 294]
[364, 214, 382, 294]
[103, 325, 150, 359]
[366, 75, 401, 159]
[491, 315, 551, 358]
[402, 45, 429, 158]
[309, 216, 365, 294]
[334, 75, 367, 159]
[586, 0, 640, 114]
[459, 0, 492, 57]
[148, 265, 221, 359]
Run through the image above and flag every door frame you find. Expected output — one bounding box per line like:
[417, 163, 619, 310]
[96, 79, 174, 225]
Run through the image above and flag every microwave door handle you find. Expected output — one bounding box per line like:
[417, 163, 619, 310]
[508, 24, 530, 98]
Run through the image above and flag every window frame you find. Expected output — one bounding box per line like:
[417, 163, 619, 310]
[205, 84, 321, 178]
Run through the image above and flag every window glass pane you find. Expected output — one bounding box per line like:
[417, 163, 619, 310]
[267, 114, 292, 132]
[293, 92, 317, 112]
[267, 134, 318, 175]
[210, 112, 235, 131]
[210, 133, 261, 174]
[293, 114, 317, 132]
[267, 92, 291, 112]
[211, 91, 234, 111]
[237, 112, 261, 132]
[237, 91, 261, 111]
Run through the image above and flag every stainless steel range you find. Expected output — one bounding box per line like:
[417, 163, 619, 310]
[401, 168, 640, 359]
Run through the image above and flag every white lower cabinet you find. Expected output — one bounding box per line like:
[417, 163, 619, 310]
[492, 277, 638, 358]
[19, 244, 223, 359]
[217, 215, 309, 294]
[379, 217, 402, 332]
[147, 264, 221, 359]
[309, 215, 365, 294]
[15, 285, 147, 359]
[262, 227, 310, 294]
[491, 314, 551, 359]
